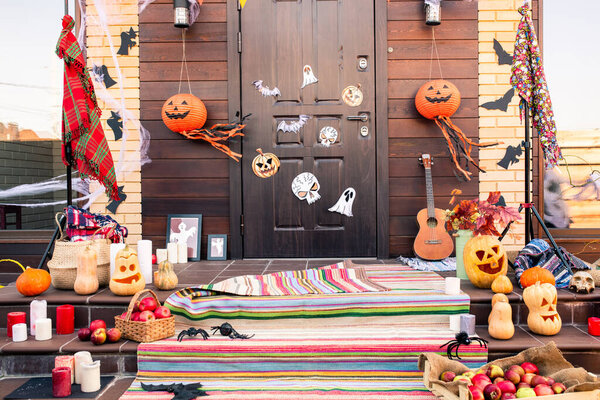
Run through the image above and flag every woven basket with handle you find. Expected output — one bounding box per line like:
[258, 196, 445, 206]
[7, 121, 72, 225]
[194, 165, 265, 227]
[114, 289, 175, 343]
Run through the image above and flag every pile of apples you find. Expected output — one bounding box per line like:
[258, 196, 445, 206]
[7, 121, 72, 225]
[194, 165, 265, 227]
[440, 362, 567, 399]
[77, 320, 121, 345]
[117, 296, 172, 322]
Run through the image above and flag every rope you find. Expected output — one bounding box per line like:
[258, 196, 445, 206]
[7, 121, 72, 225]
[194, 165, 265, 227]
[178, 30, 193, 94]
[429, 28, 444, 81]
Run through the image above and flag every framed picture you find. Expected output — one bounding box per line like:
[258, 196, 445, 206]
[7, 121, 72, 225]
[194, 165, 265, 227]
[207, 234, 227, 261]
[166, 214, 202, 261]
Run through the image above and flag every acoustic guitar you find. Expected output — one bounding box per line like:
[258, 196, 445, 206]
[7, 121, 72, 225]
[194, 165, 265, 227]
[413, 154, 454, 260]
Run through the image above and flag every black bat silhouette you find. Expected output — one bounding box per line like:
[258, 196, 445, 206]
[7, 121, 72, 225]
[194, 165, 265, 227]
[91, 64, 117, 88]
[494, 195, 507, 207]
[107, 111, 123, 141]
[117, 27, 137, 56]
[493, 38, 513, 65]
[497, 143, 523, 170]
[107, 186, 127, 214]
[481, 88, 514, 112]
[141, 382, 208, 399]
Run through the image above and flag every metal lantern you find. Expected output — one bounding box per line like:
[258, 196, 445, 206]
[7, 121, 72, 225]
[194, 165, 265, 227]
[425, 1, 441, 26]
[174, 0, 190, 28]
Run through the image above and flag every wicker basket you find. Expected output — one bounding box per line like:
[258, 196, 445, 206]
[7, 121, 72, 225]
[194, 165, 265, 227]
[114, 289, 175, 343]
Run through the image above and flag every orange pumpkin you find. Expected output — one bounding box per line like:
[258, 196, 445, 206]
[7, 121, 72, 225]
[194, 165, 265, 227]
[463, 235, 508, 289]
[520, 266, 556, 288]
[415, 79, 461, 120]
[161, 93, 207, 133]
[2, 259, 52, 297]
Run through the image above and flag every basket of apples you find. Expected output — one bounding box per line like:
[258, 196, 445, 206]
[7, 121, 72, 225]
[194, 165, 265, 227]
[114, 289, 175, 343]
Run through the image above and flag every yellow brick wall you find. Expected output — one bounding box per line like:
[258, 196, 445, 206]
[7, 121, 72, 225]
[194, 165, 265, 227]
[478, 0, 525, 249]
[86, 0, 142, 244]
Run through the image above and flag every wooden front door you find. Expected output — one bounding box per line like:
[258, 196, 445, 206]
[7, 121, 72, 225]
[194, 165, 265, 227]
[241, 0, 376, 258]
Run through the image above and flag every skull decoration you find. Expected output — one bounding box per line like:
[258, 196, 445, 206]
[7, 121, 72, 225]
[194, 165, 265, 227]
[291, 172, 321, 204]
[523, 282, 562, 336]
[569, 271, 595, 294]
[319, 126, 338, 147]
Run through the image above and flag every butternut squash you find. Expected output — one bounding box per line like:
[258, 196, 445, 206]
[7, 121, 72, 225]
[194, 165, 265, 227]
[74, 245, 99, 295]
[154, 260, 178, 291]
[488, 293, 514, 340]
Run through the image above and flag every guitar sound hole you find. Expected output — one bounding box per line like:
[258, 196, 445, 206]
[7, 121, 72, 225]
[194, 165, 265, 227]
[427, 217, 438, 228]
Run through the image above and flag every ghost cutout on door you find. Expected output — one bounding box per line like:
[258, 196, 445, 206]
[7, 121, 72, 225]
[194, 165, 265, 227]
[329, 188, 356, 217]
[291, 172, 321, 204]
[319, 126, 338, 147]
[301, 65, 318, 89]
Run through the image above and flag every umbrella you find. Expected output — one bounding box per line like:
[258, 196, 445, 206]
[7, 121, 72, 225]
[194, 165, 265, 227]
[510, 2, 562, 169]
[55, 15, 119, 201]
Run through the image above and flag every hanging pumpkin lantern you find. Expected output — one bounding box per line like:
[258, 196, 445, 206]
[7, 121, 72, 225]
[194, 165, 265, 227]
[463, 235, 508, 289]
[523, 282, 561, 336]
[252, 148, 280, 178]
[109, 245, 145, 296]
[519, 266, 556, 288]
[4, 259, 52, 297]
[415, 80, 497, 180]
[161, 93, 207, 134]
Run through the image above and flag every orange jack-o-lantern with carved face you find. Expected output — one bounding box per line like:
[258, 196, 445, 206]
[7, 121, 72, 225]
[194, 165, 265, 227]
[252, 148, 280, 178]
[109, 245, 145, 296]
[415, 79, 461, 119]
[524, 282, 562, 335]
[161, 93, 207, 133]
[463, 235, 508, 289]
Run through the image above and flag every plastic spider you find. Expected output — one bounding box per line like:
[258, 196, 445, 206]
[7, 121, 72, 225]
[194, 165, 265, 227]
[439, 331, 488, 360]
[211, 322, 254, 339]
[177, 327, 209, 342]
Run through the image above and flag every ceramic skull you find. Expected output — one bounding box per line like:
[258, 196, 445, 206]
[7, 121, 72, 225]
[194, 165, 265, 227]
[569, 271, 595, 294]
[291, 172, 321, 204]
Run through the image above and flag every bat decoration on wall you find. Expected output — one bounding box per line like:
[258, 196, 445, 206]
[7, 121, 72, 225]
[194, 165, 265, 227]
[481, 88, 515, 112]
[140, 382, 208, 399]
[493, 38, 513, 65]
[277, 115, 310, 133]
[107, 186, 127, 214]
[497, 142, 523, 169]
[107, 111, 123, 141]
[329, 188, 356, 217]
[91, 64, 117, 88]
[301, 65, 318, 88]
[252, 80, 281, 97]
[494, 195, 507, 207]
[117, 27, 137, 56]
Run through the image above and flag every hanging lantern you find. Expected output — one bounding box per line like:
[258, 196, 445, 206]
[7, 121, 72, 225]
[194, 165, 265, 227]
[161, 93, 207, 133]
[174, 0, 190, 28]
[424, 0, 441, 26]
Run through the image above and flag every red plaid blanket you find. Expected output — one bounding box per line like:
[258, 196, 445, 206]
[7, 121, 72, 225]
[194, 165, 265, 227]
[65, 206, 127, 243]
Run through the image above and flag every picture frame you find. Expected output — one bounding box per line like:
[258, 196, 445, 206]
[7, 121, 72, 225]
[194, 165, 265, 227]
[166, 214, 202, 261]
[207, 234, 227, 261]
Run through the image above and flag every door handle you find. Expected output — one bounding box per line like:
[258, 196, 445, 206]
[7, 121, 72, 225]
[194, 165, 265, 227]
[347, 113, 369, 122]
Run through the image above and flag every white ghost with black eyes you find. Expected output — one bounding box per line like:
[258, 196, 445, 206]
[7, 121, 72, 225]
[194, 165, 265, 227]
[328, 188, 356, 217]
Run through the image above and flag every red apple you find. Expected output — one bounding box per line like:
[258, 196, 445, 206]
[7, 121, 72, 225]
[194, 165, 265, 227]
[497, 380, 517, 394]
[521, 373, 535, 385]
[440, 371, 456, 382]
[504, 369, 521, 385]
[154, 306, 171, 319]
[501, 394, 516, 400]
[107, 327, 122, 343]
[531, 375, 548, 387]
[520, 362, 539, 375]
[90, 328, 106, 345]
[133, 301, 140, 313]
[508, 365, 525, 378]
[534, 384, 554, 396]
[89, 319, 106, 333]
[77, 327, 92, 341]
[469, 386, 485, 400]
[484, 384, 502, 400]
[516, 382, 530, 390]
[138, 310, 156, 322]
[454, 375, 471, 385]
[139, 297, 158, 312]
[552, 382, 566, 394]
[131, 311, 141, 321]
[472, 374, 492, 391]
[546, 377, 555, 386]
[493, 377, 505, 384]
[152, 254, 157, 264]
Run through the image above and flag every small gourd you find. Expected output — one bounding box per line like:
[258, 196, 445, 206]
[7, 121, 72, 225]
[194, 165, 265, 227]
[154, 261, 178, 291]
[109, 245, 145, 296]
[523, 282, 561, 336]
[491, 275, 513, 294]
[519, 266, 555, 288]
[4, 259, 52, 297]
[488, 293, 514, 340]
[74, 245, 99, 295]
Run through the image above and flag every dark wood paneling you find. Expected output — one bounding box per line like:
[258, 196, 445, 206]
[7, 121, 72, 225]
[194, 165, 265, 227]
[140, 23, 227, 43]
[388, 59, 478, 79]
[141, 100, 228, 121]
[388, 20, 478, 41]
[389, 118, 478, 139]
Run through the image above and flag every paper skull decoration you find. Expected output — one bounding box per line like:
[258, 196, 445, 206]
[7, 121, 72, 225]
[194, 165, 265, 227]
[569, 271, 595, 294]
[252, 148, 280, 178]
[523, 282, 562, 336]
[291, 172, 321, 204]
[161, 93, 207, 134]
[319, 126, 338, 147]
[109, 245, 146, 296]
[328, 188, 355, 217]
[301, 65, 318, 88]
[463, 235, 508, 289]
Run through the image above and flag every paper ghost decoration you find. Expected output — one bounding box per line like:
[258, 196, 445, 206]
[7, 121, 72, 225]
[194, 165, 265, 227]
[497, 143, 523, 169]
[329, 188, 355, 217]
[278, 115, 310, 133]
[291, 172, 321, 204]
[301, 65, 318, 89]
[107, 111, 123, 141]
[252, 80, 281, 97]
[319, 126, 338, 147]
[117, 27, 137, 56]
[91, 64, 117, 88]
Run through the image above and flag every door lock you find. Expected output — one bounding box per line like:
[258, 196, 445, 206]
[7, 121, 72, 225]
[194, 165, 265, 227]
[360, 126, 369, 137]
[358, 57, 368, 70]
[347, 113, 369, 122]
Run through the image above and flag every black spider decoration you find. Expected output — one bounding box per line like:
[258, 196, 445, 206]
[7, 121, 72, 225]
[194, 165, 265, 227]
[439, 331, 488, 360]
[177, 327, 209, 342]
[211, 322, 254, 339]
[141, 382, 208, 399]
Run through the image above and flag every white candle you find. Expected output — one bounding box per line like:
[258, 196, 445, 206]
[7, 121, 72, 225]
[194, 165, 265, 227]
[110, 243, 126, 277]
[30, 299, 47, 336]
[449, 315, 461, 332]
[167, 242, 178, 264]
[74, 351, 93, 384]
[137, 240, 153, 283]
[12, 323, 27, 342]
[156, 249, 167, 264]
[178, 242, 188, 263]
[80, 360, 101, 393]
[445, 277, 461, 295]
[35, 318, 52, 341]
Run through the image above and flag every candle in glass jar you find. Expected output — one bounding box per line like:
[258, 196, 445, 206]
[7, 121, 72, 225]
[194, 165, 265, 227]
[56, 305, 74, 335]
[167, 242, 178, 264]
[55, 355, 75, 384]
[110, 242, 126, 277]
[35, 318, 52, 341]
[156, 248, 167, 264]
[52, 367, 72, 397]
[30, 299, 47, 336]
[178, 242, 188, 263]
[7, 311, 26, 338]
[74, 351, 93, 384]
[12, 323, 27, 342]
[80, 360, 101, 393]
[137, 240, 153, 284]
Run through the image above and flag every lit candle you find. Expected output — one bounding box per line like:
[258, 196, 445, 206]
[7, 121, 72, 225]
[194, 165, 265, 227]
[460, 314, 476, 336]
[30, 299, 47, 336]
[110, 243, 126, 277]
[178, 242, 188, 263]
[156, 248, 168, 264]
[449, 315, 461, 332]
[55, 355, 75, 384]
[12, 323, 27, 342]
[35, 318, 52, 341]
[589, 317, 600, 336]
[445, 277, 461, 295]
[137, 240, 153, 284]
[7, 311, 26, 338]
[74, 351, 92, 384]
[80, 360, 101, 393]
[52, 367, 72, 397]
[56, 305, 74, 335]
[167, 242, 178, 264]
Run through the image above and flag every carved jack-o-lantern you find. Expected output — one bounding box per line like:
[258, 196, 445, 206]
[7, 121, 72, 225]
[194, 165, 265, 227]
[463, 235, 508, 289]
[109, 245, 145, 296]
[161, 93, 207, 133]
[252, 148, 280, 178]
[524, 282, 562, 336]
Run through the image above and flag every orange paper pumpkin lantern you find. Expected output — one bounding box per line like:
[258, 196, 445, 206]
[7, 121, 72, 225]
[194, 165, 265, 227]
[161, 93, 207, 133]
[415, 79, 461, 119]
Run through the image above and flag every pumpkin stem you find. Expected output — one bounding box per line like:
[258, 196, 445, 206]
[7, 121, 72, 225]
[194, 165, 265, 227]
[256, 148, 264, 156]
[0, 259, 26, 272]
